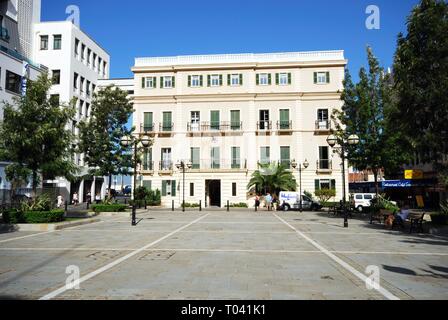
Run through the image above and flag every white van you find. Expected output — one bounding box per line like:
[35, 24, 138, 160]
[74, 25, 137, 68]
[351, 193, 376, 212]
[278, 192, 322, 211]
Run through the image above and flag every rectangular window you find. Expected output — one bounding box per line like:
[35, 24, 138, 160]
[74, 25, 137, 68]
[211, 147, 220, 169]
[319, 146, 330, 169]
[230, 110, 241, 130]
[280, 146, 291, 167]
[190, 111, 200, 131]
[257, 73, 271, 86]
[40, 35, 48, 50]
[143, 112, 153, 132]
[74, 73, 79, 90]
[80, 77, 85, 93]
[260, 147, 270, 165]
[86, 80, 91, 96]
[229, 74, 242, 86]
[161, 76, 174, 88]
[279, 109, 290, 129]
[143, 180, 152, 191]
[53, 35, 62, 50]
[259, 110, 270, 130]
[5, 70, 21, 94]
[52, 70, 61, 85]
[209, 74, 221, 87]
[191, 147, 200, 169]
[190, 183, 195, 197]
[231, 147, 241, 169]
[87, 48, 92, 65]
[143, 77, 156, 89]
[277, 73, 291, 85]
[98, 57, 102, 72]
[315, 179, 336, 191]
[79, 100, 84, 116]
[143, 149, 153, 170]
[85, 103, 90, 117]
[314, 71, 330, 84]
[93, 53, 97, 68]
[210, 110, 220, 130]
[317, 109, 329, 129]
[75, 38, 79, 57]
[162, 112, 173, 131]
[81, 44, 86, 61]
[161, 148, 172, 170]
[232, 183, 237, 197]
[162, 180, 176, 197]
[189, 75, 202, 87]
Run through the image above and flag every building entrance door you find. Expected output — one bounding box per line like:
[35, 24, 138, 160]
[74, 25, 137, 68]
[206, 180, 221, 207]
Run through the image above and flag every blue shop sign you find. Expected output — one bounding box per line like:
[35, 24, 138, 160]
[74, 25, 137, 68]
[382, 179, 435, 188]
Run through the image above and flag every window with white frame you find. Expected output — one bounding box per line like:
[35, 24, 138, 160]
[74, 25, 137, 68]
[315, 71, 330, 84]
[145, 77, 155, 89]
[279, 73, 289, 85]
[163, 76, 173, 88]
[191, 75, 201, 87]
[210, 75, 220, 87]
[230, 74, 240, 86]
[259, 73, 269, 86]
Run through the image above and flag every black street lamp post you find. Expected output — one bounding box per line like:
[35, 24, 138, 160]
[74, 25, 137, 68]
[326, 134, 360, 228]
[176, 160, 192, 212]
[291, 159, 310, 212]
[120, 134, 152, 226]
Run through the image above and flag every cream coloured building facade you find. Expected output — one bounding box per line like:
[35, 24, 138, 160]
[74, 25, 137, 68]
[131, 51, 348, 208]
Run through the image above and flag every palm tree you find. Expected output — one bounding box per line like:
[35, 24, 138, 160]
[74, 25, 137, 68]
[247, 163, 297, 197]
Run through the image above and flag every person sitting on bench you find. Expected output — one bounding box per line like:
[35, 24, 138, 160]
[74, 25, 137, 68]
[396, 206, 410, 224]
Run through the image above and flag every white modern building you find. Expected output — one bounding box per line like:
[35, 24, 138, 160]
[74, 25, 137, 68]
[32, 20, 110, 203]
[132, 51, 348, 208]
[0, 0, 46, 198]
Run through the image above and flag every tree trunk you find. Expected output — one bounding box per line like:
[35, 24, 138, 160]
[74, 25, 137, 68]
[32, 170, 38, 199]
[373, 168, 379, 198]
[108, 174, 113, 198]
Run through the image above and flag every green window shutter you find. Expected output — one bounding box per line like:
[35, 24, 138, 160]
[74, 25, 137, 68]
[163, 112, 172, 130]
[188, 76, 191, 87]
[276, 73, 279, 85]
[232, 147, 240, 168]
[207, 75, 211, 87]
[191, 148, 200, 169]
[143, 180, 152, 191]
[211, 111, 220, 129]
[313, 72, 317, 84]
[268, 74, 272, 85]
[231, 110, 240, 129]
[239, 74, 243, 85]
[160, 77, 164, 89]
[153, 77, 157, 88]
[200, 75, 203, 87]
[326, 72, 330, 83]
[144, 112, 153, 131]
[142, 77, 146, 88]
[171, 181, 176, 197]
[331, 179, 336, 190]
[315, 180, 320, 191]
[288, 73, 292, 85]
[256, 74, 260, 85]
[162, 181, 167, 196]
[227, 75, 231, 86]
[219, 75, 223, 86]
[280, 110, 289, 129]
[172, 76, 175, 88]
[280, 147, 290, 164]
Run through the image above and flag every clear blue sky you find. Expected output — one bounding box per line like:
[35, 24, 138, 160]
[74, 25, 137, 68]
[42, 0, 419, 80]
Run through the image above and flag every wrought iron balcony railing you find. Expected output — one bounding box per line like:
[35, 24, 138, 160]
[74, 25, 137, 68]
[277, 121, 293, 131]
[159, 123, 174, 132]
[317, 159, 333, 171]
[140, 123, 156, 133]
[315, 120, 331, 131]
[257, 121, 273, 131]
[187, 121, 243, 132]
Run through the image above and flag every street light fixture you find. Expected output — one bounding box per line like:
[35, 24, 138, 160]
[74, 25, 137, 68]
[291, 159, 310, 212]
[120, 134, 152, 226]
[176, 160, 193, 212]
[326, 133, 360, 228]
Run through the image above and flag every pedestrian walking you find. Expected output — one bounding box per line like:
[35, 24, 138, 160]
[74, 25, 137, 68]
[255, 194, 260, 211]
[265, 193, 273, 211]
[86, 191, 91, 204]
[57, 195, 64, 208]
[72, 192, 79, 206]
[95, 193, 101, 204]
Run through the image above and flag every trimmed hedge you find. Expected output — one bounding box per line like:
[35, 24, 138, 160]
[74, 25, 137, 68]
[229, 203, 249, 208]
[91, 204, 128, 213]
[2, 210, 65, 224]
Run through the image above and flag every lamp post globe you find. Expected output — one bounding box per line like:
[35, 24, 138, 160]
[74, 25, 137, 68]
[120, 136, 132, 147]
[303, 159, 310, 169]
[141, 135, 152, 148]
[291, 159, 298, 169]
[326, 134, 337, 147]
[348, 134, 360, 146]
[187, 161, 193, 170]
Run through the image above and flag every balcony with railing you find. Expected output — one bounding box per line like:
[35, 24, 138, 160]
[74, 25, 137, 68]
[0, 27, 10, 42]
[316, 159, 333, 173]
[277, 120, 293, 134]
[187, 121, 243, 135]
[140, 123, 156, 136]
[256, 121, 273, 133]
[159, 123, 174, 135]
[315, 120, 331, 133]
[159, 161, 174, 174]
[189, 159, 247, 172]
[142, 161, 155, 174]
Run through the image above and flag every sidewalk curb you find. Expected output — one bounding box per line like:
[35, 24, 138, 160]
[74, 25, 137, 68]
[0, 218, 101, 232]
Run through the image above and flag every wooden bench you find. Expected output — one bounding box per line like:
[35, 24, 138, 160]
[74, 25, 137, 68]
[370, 209, 392, 224]
[392, 211, 425, 233]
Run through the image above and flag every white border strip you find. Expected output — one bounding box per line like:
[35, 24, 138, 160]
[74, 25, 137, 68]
[272, 213, 400, 300]
[39, 214, 210, 300]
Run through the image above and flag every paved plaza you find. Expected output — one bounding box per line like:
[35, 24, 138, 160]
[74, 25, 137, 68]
[0, 209, 447, 300]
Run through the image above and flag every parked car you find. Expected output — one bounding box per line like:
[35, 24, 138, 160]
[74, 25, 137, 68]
[351, 193, 376, 212]
[123, 185, 132, 195]
[278, 192, 322, 211]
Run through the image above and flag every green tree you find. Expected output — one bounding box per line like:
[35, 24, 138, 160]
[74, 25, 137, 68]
[391, 0, 448, 186]
[314, 189, 336, 205]
[247, 163, 297, 197]
[78, 85, 134, 197]
[333, 47, 410, 196]
[0, 74, 77, 197]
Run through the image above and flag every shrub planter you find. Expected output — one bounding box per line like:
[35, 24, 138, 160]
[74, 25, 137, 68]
[2, 210, 65, 224]
[91, 204, 128, 213]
